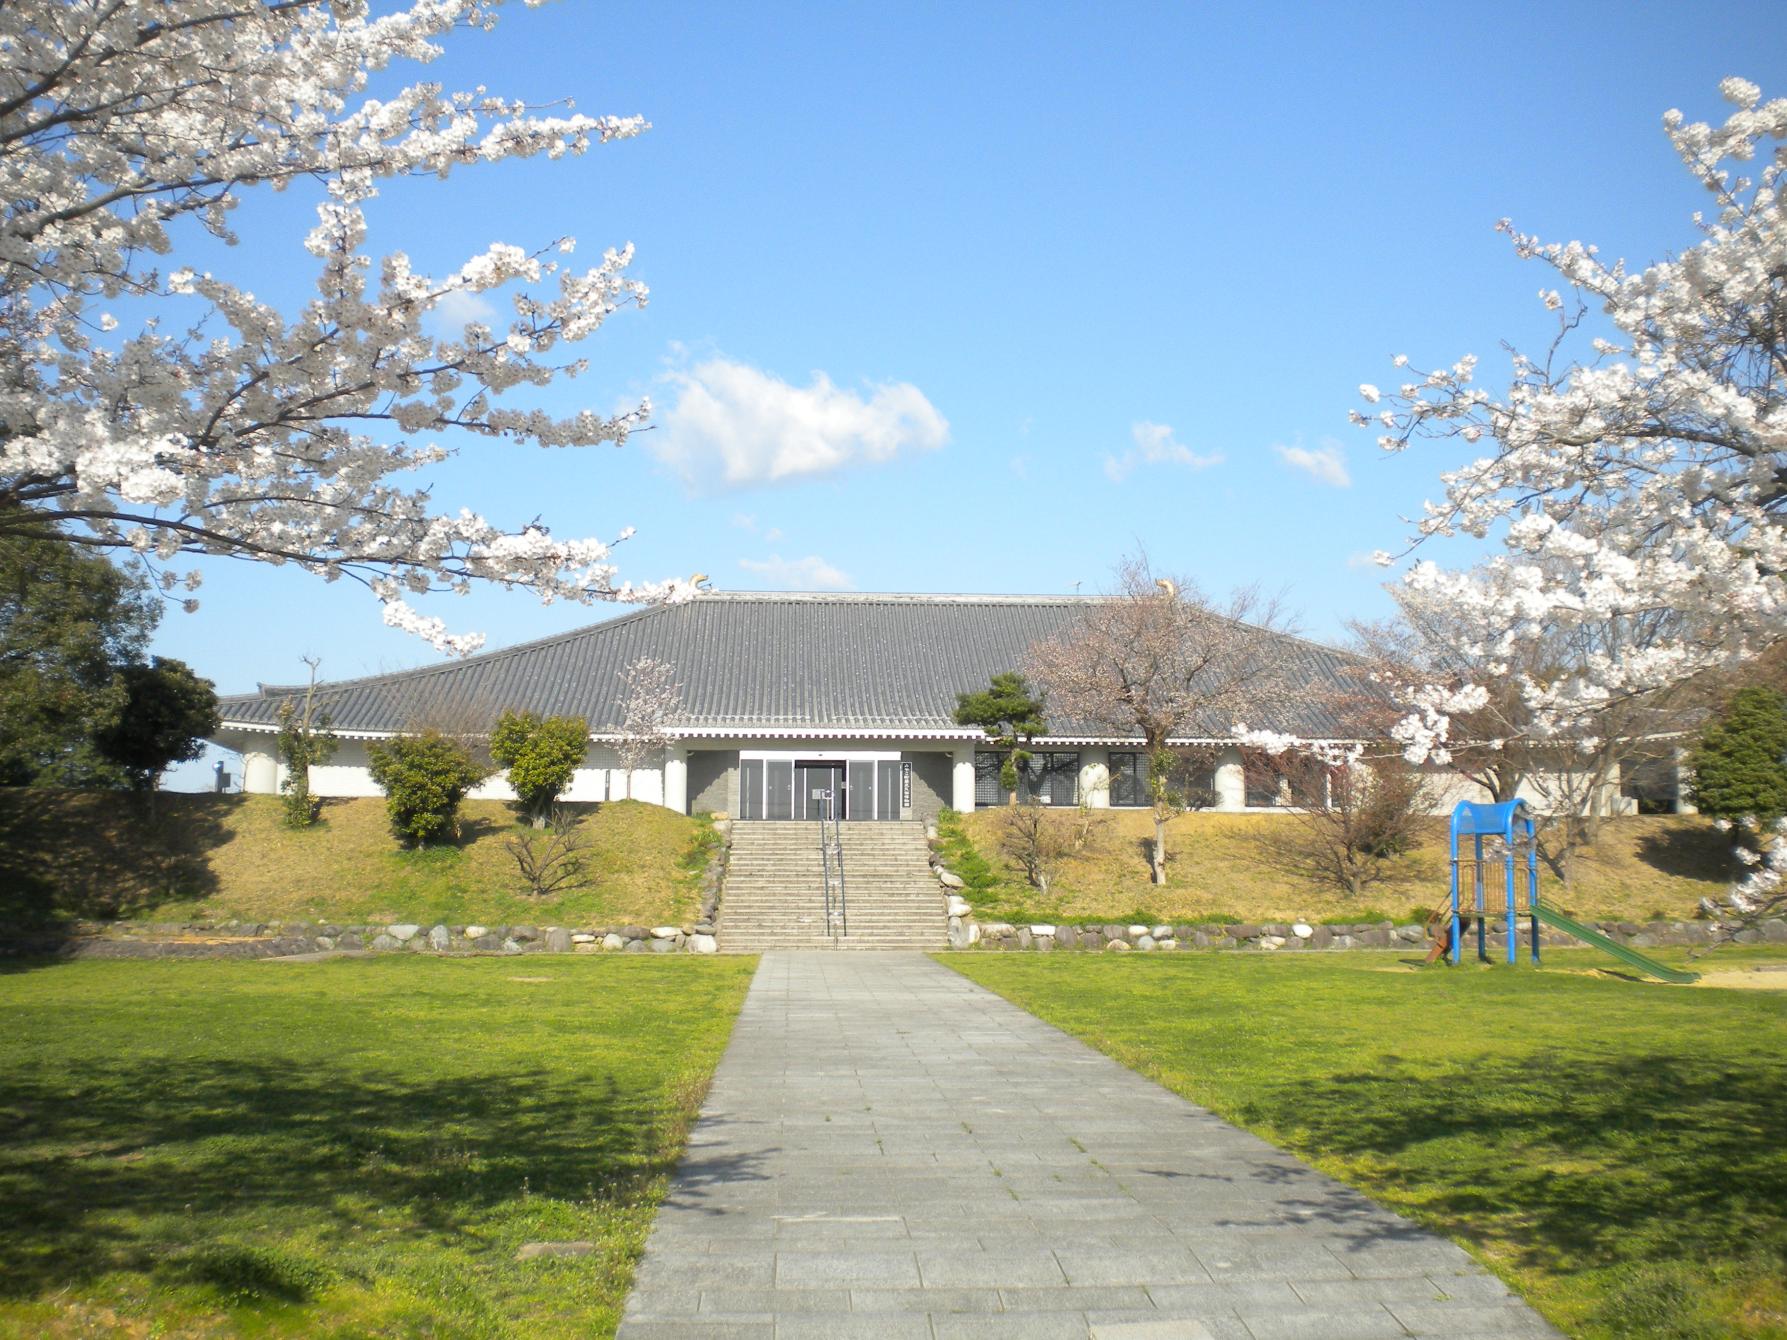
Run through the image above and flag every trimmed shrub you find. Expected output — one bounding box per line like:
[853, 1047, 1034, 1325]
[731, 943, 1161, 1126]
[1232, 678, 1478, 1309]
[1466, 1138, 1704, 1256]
[366, 731, 489, 846]
[489, 709, 588, 826]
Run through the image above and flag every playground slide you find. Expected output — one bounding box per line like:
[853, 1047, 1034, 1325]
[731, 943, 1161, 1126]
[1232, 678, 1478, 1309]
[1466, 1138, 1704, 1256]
[1531, 905, 1700, 984]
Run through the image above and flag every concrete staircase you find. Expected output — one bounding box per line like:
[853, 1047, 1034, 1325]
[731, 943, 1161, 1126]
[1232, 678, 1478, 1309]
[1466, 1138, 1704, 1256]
[718, 820, 947, 951]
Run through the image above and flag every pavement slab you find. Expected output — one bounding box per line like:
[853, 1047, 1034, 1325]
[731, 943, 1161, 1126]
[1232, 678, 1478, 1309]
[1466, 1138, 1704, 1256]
[619, 952, 1560, 1339]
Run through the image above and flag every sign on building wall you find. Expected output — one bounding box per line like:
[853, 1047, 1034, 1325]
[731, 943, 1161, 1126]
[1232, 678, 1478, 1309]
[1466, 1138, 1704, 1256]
[901, 761, 912, 810]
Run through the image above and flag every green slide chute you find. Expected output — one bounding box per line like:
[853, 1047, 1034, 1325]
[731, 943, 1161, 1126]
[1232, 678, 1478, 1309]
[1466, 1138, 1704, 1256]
[1531, 905, 1700, 984]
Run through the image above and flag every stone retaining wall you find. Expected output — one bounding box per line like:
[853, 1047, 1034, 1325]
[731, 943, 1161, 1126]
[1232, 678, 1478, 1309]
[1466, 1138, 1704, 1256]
[946, 902, 1787, 953]
[3, 845, 730, 960]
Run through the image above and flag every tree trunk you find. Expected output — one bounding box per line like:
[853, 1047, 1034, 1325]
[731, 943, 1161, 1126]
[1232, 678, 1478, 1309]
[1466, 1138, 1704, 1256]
[1151, 807, 1168, 885]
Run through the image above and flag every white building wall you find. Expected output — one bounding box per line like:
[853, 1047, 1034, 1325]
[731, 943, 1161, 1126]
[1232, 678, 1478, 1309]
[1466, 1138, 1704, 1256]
[225, 727, 1647, 822]
[236, 736, 664, 807]
[1419, 765, 1636, 818]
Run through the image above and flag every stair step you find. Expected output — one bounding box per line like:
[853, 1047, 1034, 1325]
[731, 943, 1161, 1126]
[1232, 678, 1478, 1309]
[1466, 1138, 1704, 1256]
[718, 821, 943, 952]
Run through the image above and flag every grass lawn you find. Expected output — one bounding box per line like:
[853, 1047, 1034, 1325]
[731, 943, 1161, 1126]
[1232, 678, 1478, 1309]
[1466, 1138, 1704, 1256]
[944, 808, 1731, 925]
[943, 949, 1787, 1340]
[0, 956, 756, 1338]
[0, 792, 716, 928]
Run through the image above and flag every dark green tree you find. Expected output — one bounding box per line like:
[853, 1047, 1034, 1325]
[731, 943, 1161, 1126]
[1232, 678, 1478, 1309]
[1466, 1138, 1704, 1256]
[1689, 686, 1787, 832]
[0, 530, 159, 786]
[489, 709, 588, 826]
[90, 657, 220, 793]
[953, 672, 1048, 801]
[367, 730, 491, 846]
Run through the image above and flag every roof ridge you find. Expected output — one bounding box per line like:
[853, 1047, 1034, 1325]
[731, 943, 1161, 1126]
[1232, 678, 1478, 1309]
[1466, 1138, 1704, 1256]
[240, 600, 674, 700]
[700, 590, 1100, 604]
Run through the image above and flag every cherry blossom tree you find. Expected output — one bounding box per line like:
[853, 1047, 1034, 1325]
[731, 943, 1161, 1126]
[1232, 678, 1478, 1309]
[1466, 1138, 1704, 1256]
[1356, 77, 1785, 931]
[613, 655, 680, 801]
[1358, 77, 1786, 728]
[1349, 578, 1706, 880]
[1027, 557, 1291, 885]
[0, 0, 698, 656]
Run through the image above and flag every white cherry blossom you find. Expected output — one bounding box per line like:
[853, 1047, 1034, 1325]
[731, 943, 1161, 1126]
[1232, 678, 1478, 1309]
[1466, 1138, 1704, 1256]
[0, 0, 695, 653]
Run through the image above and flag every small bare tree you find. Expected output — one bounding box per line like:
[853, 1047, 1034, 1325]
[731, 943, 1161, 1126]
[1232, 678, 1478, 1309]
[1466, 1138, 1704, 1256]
[1263, 756, 1431, 898]
[274, 657, 338, 829]
[614, 657, 682, 800]
[1028, 555, 1292, 885]
[996, 802, 1071, 895]
[504, 806, 589, 898]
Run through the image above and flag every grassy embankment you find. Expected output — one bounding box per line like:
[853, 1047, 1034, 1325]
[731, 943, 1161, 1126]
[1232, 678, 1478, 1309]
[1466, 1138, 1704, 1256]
[0, 791, 715, 929]
[945, 950, 1787, 1340]
[0, 956, 756, 1339]
[942, 807, 1732, 925]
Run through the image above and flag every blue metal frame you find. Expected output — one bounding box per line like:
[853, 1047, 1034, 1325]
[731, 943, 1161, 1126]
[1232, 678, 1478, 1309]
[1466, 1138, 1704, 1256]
[1447, 800, 1540, 967]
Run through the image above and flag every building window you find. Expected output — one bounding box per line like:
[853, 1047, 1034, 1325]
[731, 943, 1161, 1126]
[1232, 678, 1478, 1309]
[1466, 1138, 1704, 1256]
[1110, 750, 1215, 808]
[1109, 752, 1147, 807]
[973, 750, 1080, 806]
[1244, 752, 1327, 807]
[974, 752, 1004, 807]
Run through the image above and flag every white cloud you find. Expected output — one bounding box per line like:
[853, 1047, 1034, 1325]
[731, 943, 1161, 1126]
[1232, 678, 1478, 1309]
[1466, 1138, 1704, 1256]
[653, 357, 949, 489]
[737, 553, 854, 591]
[1275, 440, 1351, 488]
[427, 288, 500, 330]
[1104, 421, 1224, 482]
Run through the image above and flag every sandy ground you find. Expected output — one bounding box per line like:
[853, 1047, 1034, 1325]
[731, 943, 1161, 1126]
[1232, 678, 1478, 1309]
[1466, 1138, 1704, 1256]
[1692, 965, 1787, 991]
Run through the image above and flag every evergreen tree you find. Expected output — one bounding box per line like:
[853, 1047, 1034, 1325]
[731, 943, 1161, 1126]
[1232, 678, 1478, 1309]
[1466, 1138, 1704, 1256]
[367, 732, 490, 847]
[0, 531, 158, 787]
[1689, 686, 1787, 829]
[91, 658, 220, 793]
[489, 710, 589, 826]
[953, 672, 1048, 800]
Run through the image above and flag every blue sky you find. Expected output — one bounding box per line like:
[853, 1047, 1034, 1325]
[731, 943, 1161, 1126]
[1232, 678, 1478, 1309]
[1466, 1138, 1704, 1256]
[155, 0, 1787, 785]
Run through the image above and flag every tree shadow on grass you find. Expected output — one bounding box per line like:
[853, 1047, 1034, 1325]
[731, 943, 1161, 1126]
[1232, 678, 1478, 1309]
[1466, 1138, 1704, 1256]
[1242, 1050, 1787, 1280]
[0, 1054, 721, 1303]
[1633, 823, 1731, 885]
[0, 791, 235, 944]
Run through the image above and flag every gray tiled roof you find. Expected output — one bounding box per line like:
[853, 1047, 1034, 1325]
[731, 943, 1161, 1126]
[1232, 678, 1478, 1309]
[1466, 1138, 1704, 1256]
[215, 592, 1362, 740]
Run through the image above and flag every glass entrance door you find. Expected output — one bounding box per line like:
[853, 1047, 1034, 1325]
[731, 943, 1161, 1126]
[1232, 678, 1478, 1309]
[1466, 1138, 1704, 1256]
[794, 761, 843, 821]
[738, 752, 901, 820]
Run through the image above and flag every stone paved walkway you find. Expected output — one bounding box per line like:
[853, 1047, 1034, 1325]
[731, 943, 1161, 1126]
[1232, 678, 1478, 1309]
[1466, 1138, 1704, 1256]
[619, 952, 1559, 1339]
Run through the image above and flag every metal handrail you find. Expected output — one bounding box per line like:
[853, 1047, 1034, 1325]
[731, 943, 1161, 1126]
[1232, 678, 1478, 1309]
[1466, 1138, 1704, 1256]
[832, 801, 848, 937]
[818, 797, 834, 935]
[817, 790, 847, 937]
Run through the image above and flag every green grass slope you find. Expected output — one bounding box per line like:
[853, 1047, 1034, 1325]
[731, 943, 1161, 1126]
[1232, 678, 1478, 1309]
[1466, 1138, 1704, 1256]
[0, 956, 757, 1339]
[946, 808, 1732, 925]
[945, 951, 1787, 1340]
[0, 791, 715, 929]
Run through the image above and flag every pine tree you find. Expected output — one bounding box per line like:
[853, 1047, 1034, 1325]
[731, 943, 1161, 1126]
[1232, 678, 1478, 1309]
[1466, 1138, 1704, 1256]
[953, 672, 1048, 800]
[1689, 687, 1787, 828]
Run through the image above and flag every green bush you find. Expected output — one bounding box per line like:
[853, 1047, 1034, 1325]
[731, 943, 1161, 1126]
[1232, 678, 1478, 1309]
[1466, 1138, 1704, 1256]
[1689, 685, 1787, 828]
[488, 709, 588, 826]
[366, 731, 489, 846]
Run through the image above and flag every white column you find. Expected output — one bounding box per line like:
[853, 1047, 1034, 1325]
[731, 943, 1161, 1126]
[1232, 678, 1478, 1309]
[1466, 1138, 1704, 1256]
[951, 744, 977, 812]
[243, 748, 279, 795]
[1079, 748, 1110, 808]
[1214, 745, 1246, 811]
[663, 745, 689, 814]
[1673, 747, 1697, 814]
